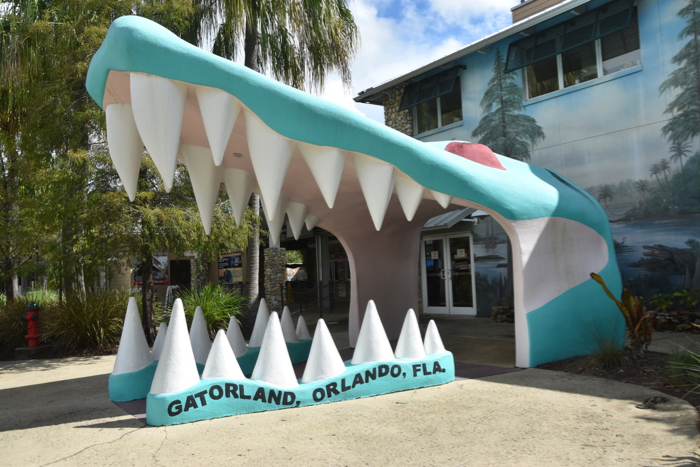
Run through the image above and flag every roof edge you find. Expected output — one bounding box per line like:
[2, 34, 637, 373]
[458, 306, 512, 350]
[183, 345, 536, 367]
[354, 0, 591, 105]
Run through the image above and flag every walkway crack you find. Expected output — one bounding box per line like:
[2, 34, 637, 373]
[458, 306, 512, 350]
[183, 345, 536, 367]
[40, 424, 145, 466]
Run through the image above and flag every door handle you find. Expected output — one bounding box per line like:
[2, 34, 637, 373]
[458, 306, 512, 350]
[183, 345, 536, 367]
[440, 269, 446, 280]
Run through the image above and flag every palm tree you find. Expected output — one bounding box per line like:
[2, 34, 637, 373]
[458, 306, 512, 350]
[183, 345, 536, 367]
[634, 179, 649, 203]
[597, 184, 623, 217]
[669, 140, 692, 193]
[649, 163, 664, 191]
[659, 158, 672, 190]
[195, 0, 360, 328]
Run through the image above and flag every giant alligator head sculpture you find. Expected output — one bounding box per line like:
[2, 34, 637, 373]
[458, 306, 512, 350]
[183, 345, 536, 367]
[86, 16, 624, 367]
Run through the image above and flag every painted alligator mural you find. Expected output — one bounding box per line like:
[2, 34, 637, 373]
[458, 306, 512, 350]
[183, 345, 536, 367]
[86, 16, 624, 370]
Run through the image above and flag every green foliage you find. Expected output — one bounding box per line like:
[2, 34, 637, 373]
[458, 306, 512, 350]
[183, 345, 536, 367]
[587, 338, 625, 371]
[650, 293, 674, 311]
[0, 296, 34, 356]
[590, 273, 655, 358]
[286, 250, 305, 263]
[659, 0, 700, 146]
[674, 289, 700, 310]
[666, 347, 700, 388]
[472, 48, 545, 161]
[160, 284, 247, 338]
[41, 289, 132, 353]
[209, 0, 359, 92]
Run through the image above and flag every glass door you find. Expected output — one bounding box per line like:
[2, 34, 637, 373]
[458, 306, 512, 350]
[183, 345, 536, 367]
[447, 235, 475, 314]
[422, 234, 476, 315]
[423, 238, 447, 313]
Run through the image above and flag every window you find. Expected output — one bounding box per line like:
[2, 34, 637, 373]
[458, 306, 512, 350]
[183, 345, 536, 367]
[399, 67, 464, 134]
[506, 0, 640, 99]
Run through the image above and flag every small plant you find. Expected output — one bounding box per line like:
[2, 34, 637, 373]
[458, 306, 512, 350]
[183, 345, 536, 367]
[650, 293, 674, 312]
[590, 273, 655, 359]
[588, 338, 625, 370]
[667, 345, 700, 396]
[160, 284, 247, 338]
[674, 289, 700, 310]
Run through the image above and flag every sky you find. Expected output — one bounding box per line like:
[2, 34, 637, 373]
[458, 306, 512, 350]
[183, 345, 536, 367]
[317, 0, 515, 123]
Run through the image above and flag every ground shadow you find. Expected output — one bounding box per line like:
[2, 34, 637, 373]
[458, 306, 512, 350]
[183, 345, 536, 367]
[0, 373, 129, 432]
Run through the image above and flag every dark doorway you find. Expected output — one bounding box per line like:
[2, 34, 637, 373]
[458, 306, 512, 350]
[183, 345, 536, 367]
[170, 260, 191, 289]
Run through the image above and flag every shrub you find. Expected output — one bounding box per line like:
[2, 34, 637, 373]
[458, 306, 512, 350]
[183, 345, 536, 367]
[590, 273, 655, 359]
[41, 289, 132, 353]
[0, 297, 35, 357]
[160, 284, 246, 338]
[667, 345, 700, 396]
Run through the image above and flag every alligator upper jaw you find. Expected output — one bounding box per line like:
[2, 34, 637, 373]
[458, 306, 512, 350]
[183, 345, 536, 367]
[103, 70, 462, 239]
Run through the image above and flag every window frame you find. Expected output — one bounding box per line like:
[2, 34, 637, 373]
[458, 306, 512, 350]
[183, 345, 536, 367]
[505, 0, 634, 74]
[412, 77, 463, 135]
[523, 5, 639, 100]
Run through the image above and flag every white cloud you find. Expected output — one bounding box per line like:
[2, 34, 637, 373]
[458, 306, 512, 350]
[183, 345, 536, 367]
[319, 0, 512, 122]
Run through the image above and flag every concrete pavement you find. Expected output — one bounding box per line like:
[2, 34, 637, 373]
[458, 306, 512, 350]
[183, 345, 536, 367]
[1, 315, 699, 466]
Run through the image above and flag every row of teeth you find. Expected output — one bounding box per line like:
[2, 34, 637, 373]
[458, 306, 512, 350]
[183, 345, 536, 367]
[106, 73, 454, 239]
[113, 297, 446, 394]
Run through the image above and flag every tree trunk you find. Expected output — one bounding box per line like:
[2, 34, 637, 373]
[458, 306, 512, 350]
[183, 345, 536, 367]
[243, 194, 261, 338]
[242, 27, 262, 338]
[141, 250, 155, 345]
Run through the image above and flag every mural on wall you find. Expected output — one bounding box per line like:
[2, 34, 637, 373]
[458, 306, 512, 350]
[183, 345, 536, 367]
[467, 0, 699, 301]
[471, 48, 546, 315]
[582, 0, 700, 298]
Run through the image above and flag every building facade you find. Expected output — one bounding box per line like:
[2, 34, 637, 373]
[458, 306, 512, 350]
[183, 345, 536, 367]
[357, 0, 700, 317]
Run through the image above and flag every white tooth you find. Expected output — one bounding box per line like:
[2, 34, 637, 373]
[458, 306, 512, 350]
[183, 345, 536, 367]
[261, 193, 289, 246]
[150, 299, 200, 395]
[182, 145, 222, 235]
[424, 320, 447, 355]
[286, 202, 308, 240]
[296, 315, 312, 340]
[151, 322, 168, 361]
[394, 309, 426, 360]
[112, 297, 154, 375]
[251, 312, 299, 388]
[301, 319, 346, 383]
[202, 330, 245, 380]
[195, 87, 240, 166]
[190, 306, 212, 366]
[351, 300, 395, 364]
[394, 174, 425, 222]
[244, 113, 293, 220]
[353, 154, 395, 231]
[280, 306, 299, 343]
[305, 215, 320, 231]
[298, 142, 346, 209]
[130, 73, 187, 192]
[430, 190, 452, 209]
[223, 168, 255, 226]
[105, 104, 143, 202]
[226, 315, 248, 357]
[248, 298, 270, 347]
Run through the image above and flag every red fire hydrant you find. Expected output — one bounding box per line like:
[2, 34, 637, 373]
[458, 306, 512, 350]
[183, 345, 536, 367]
[22, 302, 40, 348]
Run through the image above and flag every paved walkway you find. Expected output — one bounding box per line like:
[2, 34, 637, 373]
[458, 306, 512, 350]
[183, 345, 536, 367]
[1, 316, 699, 466]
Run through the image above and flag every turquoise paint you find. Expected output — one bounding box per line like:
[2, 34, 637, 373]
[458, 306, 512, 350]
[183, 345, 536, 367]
[237, 339, 312, 375]
[86, 17, 623, 367]
[108, 339, 313, 403]
[527, 259, 625, 367]
[108, 361, 158, 402]
[85, 16, 612, 227]
[146, 353, 455, 426]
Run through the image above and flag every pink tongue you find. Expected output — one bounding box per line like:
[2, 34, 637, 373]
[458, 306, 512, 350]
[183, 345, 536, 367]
[444, 142, 505, 170]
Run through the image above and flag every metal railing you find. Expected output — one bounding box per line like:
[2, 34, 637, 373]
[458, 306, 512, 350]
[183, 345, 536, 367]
[281, 281, 336, 318]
